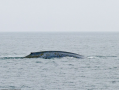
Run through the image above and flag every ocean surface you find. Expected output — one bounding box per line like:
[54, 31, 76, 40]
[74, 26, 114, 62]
[0, 32, 119, 90]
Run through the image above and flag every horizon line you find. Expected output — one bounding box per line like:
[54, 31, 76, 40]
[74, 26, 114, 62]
[0, 31, 119, 33]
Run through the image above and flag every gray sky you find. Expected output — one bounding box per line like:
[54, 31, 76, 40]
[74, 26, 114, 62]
[0, 0, 119, 32]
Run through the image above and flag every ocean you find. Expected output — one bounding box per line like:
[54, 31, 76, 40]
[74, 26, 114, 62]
[0, 32, 119, 90]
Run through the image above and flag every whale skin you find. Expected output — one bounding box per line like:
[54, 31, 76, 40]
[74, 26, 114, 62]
[25, 51, 83, 59]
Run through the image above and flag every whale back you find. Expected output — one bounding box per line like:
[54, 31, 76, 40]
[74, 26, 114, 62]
[25, 51, 83, 59]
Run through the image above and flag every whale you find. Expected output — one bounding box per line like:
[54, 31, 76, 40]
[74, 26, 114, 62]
[25, 51, 83, 59]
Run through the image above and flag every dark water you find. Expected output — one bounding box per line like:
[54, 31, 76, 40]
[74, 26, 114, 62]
[0, 32, 119, 90]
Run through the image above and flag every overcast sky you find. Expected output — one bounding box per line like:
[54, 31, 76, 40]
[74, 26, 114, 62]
[0, 0, 119, 32]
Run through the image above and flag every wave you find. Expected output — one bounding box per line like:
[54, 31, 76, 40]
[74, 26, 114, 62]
[0, 57, 24, 60]
[95, 55, 117, 58]
[87, 55, 117, 59]
[0, 55, 117, 60]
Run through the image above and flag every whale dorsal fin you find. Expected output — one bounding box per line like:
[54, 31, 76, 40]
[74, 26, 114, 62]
[30, 52, 33, 54]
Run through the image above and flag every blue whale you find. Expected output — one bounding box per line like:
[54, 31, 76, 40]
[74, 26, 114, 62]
[25, 51, 83, 59]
